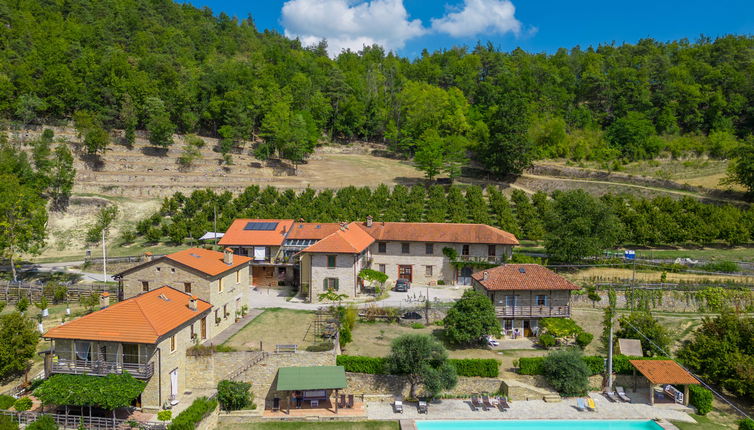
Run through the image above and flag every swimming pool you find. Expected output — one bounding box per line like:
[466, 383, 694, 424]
[415, 420, 664, 430]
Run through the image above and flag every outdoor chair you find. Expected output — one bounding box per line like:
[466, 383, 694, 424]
[393, 398, 403, 414]
[347, 394, 354, 408]
[576, 398, 586, 412]
[496, 396, 508, 411]
[586, 397, 597, 412]
[481, 393, 493, 410]
[470, 394, 482, 411]
[603, 389, 619, 402]
[418, 401, 428, 414]
[616, 386, 631, 403]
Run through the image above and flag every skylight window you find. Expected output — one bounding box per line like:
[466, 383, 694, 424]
[244, 222, 279, 231]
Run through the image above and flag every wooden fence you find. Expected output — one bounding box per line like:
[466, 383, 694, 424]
[0, 281, 120, 304]
[0, 410, 165, 430]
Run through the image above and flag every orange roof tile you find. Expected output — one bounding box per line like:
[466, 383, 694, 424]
[219, 219, 294, 246]
[165, 248, 251, 276]
[44, 287, 211, 344]
[472, 264, 580, 291]
[287, 223, 341, 240]
[301, 223, 375, 254]
[356, 222, 519, 245]
[630, 360, 700, 385]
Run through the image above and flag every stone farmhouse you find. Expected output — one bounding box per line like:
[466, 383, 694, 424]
[472, 263, 580, 337]
[43, 287, 211, 412]
[219, 217, 519, 302]
[114, 247, 252, 338]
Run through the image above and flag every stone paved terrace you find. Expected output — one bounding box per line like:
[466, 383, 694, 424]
[367, 393, 696, 423]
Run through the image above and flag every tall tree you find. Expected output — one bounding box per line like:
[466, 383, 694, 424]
[0, 312, 39, 379]
[478, 94, 532, 176]
[145, 97, 175, 148]
[444, 289, 501, 345]
[0, 175, 47, 282]
[49, 144, 76, 210]
[387, 334, 457, 399]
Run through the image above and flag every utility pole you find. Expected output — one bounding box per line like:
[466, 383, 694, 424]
[102, 228, 107, 282]
[607, 315, 614, 389]
[214, 204, 218, 247]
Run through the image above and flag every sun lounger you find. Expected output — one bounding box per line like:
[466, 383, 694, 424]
[586, 397, 597, 412]
[471, 394, 483, 411]
[497, 396, 509, 411]
[393, 396, 403, 413]
[616, 386, 631, 403]
[490, 396, 499, 408]
[604, 389, 619, 402]
[482, 393, 493, 410]
[576, 398, 586, 411]
[418, 401, 428, 414]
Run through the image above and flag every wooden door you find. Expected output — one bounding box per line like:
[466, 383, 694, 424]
[200, 317, 207, 340]
[398, 265, 412, 282]
[523, 320, 532, 337]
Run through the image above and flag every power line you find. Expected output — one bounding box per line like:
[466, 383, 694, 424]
[621, 319, 752, 420]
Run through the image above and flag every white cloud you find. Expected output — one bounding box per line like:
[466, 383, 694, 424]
[431, 0, 521, 38]
[281, 0, 426, 57]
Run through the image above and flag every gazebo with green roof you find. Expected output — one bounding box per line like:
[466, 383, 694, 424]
[276, 365, 347, 413]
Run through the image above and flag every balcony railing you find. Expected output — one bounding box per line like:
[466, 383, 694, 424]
[50, 358, 154, 379]
[456, 255, 504, 264]
[495, 305, 570, 318]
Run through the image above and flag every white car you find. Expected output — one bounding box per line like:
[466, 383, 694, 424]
[485, 335, 500, 347]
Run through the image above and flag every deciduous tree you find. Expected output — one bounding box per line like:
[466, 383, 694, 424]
[387, 334, 457, 399]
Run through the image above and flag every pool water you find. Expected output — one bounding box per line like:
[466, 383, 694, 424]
[416, 420, 663, 430]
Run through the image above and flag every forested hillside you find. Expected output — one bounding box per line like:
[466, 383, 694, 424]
[2, 0, 754, 189]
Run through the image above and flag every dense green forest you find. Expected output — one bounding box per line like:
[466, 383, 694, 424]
[2, 0, 754, 189]
[134, 184, 754, 261]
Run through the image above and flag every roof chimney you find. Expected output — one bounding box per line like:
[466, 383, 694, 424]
[366, 215, 373, 227]
[224, 248, 234, 265]
[188, 295, 198, 311]
[281, 226, 287, 234]
[99, 292, 110, 309]
[144, 252, 153, 262]
[339, 222, 348, 231]
[482, 271, 489, 281]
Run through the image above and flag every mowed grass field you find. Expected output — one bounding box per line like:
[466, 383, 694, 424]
[219, 421, 399, 430]
[564, 267, 754, 284]
[223, 308, 320, 351]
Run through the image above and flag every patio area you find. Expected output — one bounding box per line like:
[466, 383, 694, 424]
[366, 393, 695, 423]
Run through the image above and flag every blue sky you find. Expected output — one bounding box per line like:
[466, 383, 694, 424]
[185, 0, 754, 57]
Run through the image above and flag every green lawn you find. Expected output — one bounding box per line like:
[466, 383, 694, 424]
[223, 308, 320, 351]
[672, 413, 739, 430]
[219, 421, 399, 430]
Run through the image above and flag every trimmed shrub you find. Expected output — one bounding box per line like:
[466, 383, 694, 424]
[540, 318, 583, 338]
[168, 397, 217, 430]
[539, 333, 556, 348]
[336, 355, 387, 374]
[739, 418, 754, 430]
[448, 359, 500, 378]
[542, 349, 590, 396]
[0, 395, 15, 409]
[582, 356, 604, 375]
[217, 380, 252, 411]
[410, 322, 425, 329]
[518, 357, 544, 375]
[157, 410, 172, 422]
[13, 397, 32, 412]
[688, 385, 713, 415]
[26, 415, 58, 430]
[575, 332, 594, 349]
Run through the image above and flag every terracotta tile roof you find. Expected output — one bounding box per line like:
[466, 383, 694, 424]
[287, 223, 341, 240]
[356, 222, 519, 245]
[219, 219, 294, 246]
[301, 223, 375, 254]
[472, 264, 580, 291]
[44, 287, 211, 344]
[166, 248, 251, 277]
[630, 360, 700, 385]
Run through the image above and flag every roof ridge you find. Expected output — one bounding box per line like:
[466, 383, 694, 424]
[132, 287, 166, 338]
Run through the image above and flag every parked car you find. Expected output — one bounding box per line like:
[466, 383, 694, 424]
[394, 279, 411, 292]
[484, 335, 500, 347]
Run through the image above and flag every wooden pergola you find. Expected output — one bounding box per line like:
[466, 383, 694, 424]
[275, 366, 347, 414]
[630, 360, 700, 406]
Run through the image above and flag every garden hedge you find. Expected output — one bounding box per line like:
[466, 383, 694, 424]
[336, 355, 500, 378]
[167, 397, 217, 430]
[688, 385, 713, 415]
[0, 395, 15, 410]
[447, 359, 500, 378]
[740, 418, 754, 430]
[518, 355, 671, 376]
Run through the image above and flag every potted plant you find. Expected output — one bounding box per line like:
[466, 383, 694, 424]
[36, 297, 49, 318]
[36, 314, 44, 333]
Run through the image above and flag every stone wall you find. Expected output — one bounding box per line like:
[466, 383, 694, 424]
[344, 373, 504, 399]
[185, 351, 267, 391]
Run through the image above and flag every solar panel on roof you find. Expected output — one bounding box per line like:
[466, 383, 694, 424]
[244, 222, 279, 231]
